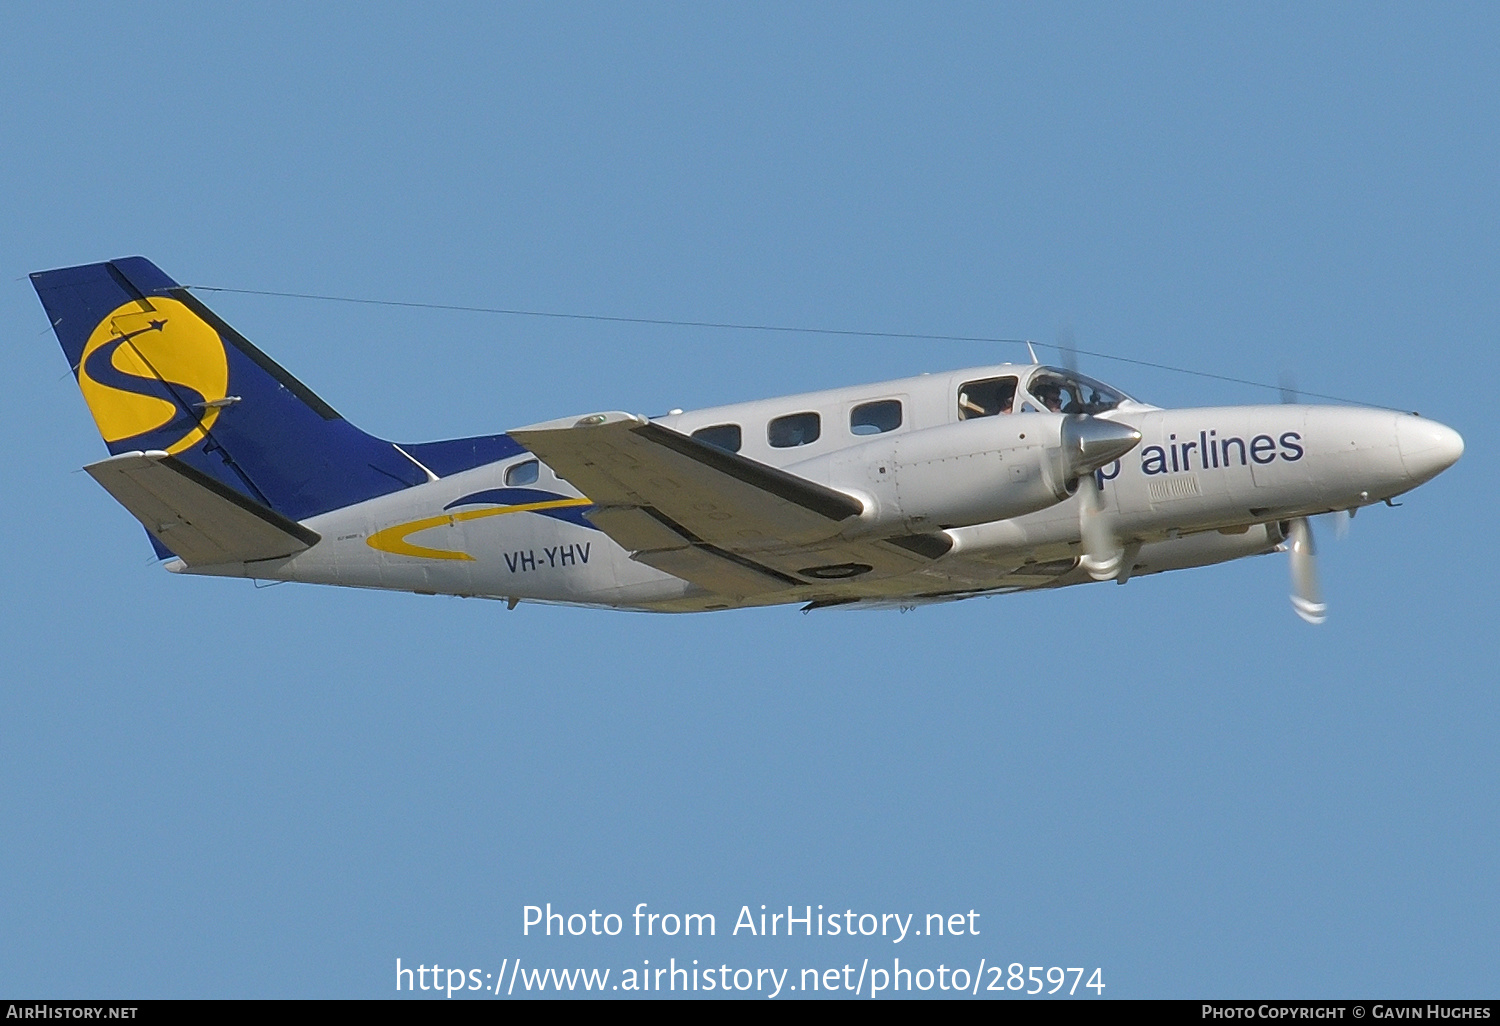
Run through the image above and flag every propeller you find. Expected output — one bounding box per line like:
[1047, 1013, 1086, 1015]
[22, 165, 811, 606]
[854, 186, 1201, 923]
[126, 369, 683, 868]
[1285, 517, 1327, 624]
[1060, 407, 1136, 584]
[1058, 323, 1079, 376]
[1056, 327, 1133, 581]
[1279, 370, 1299, 406]
[1330, 508, 1351, 540]
[1277, 374, 1328, 623]
[1077, 469, 1123, 581]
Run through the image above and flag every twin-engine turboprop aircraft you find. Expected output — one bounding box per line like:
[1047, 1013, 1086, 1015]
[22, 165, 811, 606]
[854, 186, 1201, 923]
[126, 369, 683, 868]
[34, 258, 1463, 620]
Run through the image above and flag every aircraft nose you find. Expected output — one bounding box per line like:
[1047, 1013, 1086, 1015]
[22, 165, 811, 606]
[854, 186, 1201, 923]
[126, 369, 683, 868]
[1396, 415, 1464, 484]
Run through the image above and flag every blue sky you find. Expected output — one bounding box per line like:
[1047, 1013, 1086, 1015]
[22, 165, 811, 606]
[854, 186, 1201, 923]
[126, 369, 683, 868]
[1, 3, 1495, 998]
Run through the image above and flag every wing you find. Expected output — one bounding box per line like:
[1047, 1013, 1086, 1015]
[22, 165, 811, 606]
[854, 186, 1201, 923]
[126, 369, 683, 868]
[509, 413, 952, 597]
[85, 450, 320, 567]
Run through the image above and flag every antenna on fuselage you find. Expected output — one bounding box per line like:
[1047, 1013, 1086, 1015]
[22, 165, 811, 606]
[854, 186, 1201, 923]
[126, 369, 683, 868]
[1026, 340, 1039, 364]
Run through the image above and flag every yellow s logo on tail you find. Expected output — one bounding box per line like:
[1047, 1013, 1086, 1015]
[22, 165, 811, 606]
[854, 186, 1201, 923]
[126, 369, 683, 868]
[77, 298, 230, 454]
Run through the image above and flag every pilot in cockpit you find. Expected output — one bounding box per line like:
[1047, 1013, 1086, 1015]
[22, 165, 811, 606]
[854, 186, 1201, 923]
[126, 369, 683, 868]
[1033, 381, 1064, 413]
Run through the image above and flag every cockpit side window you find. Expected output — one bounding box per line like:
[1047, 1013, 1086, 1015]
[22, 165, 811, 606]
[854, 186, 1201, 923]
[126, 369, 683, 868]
[1024, 369, 1129, 415]
[957, 377, 1018, 420]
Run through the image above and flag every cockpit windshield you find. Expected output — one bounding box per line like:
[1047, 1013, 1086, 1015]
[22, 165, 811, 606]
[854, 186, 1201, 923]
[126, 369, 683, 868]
[1024, 368, 1132, 415]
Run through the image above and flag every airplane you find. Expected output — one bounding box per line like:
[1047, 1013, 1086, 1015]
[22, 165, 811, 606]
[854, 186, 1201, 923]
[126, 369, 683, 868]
[32, 257, 1464, 621]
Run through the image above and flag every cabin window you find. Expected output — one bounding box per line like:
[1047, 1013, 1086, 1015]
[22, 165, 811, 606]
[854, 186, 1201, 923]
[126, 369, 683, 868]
[850, 399, 902, 435]
[768, 412, 821, 448]
[691, 423, 743, 453]
[957, 377, 1018, 419]
[504, 459, 540, 486]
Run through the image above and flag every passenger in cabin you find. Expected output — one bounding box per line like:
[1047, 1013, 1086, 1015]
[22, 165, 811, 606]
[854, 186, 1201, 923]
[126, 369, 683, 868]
[958, 377, 1019, 420]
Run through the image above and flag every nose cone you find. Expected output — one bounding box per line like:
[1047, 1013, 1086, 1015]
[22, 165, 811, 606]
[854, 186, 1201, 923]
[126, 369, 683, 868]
[1396, 415, 1464, 485]
[1061, 415, 1143, 479]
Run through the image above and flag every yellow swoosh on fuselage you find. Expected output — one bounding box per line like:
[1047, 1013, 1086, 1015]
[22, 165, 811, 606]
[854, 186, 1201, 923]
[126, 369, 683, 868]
[365, 497, 593, 561]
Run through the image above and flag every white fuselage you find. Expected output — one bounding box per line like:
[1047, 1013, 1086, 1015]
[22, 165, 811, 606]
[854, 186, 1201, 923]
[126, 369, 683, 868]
[176, 363, 1461, 612]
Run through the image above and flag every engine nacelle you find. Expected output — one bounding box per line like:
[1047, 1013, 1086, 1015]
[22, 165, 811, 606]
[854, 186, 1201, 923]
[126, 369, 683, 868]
[787, 413, 1140, 537]
[1129, 522, 1286, 577]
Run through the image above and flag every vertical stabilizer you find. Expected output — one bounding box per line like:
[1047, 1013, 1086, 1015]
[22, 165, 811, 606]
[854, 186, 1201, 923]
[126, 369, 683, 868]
[33, 258, 529, 533]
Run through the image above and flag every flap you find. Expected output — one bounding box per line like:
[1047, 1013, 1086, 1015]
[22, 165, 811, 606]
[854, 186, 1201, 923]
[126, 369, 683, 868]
[510, 413, 961, 599]
[635, 545, 802, 597]
[84, 450, 320, 566]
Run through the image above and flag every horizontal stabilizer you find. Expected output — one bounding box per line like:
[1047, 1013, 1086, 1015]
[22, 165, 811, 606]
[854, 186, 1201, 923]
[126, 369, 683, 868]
[84, 451, 320, 566]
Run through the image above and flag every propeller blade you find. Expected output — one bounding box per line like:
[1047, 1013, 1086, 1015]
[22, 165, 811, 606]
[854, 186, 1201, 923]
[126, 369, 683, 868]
[1058, 324, 1078, 375]
[1078, 471, 1123, 581]
[1332, 508, 1351, 541]
[1279, 372, 1299, 406]
[1286, 517, 1327, 624]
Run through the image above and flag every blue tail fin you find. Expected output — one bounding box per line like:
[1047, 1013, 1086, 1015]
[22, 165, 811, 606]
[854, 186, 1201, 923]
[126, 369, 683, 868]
[32, 257, 522, 527]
